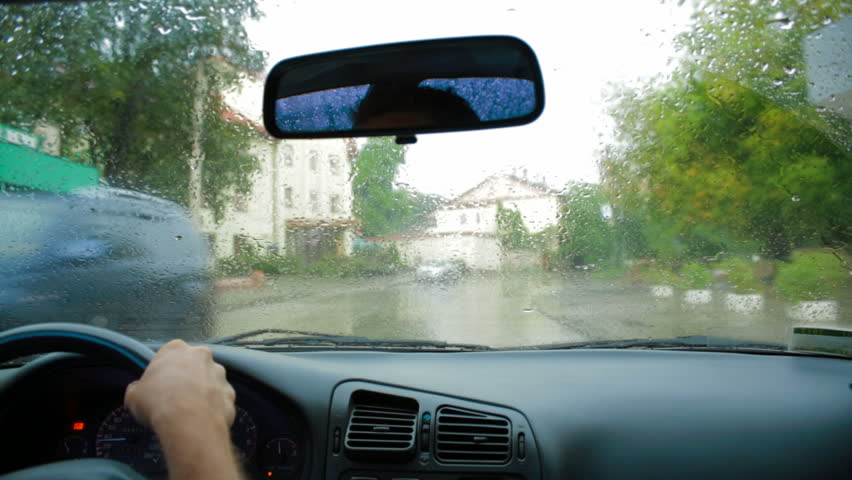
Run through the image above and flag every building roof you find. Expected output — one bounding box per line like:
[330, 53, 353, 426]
[366, 231, 497, 242]
[221, 106, 268, 135]
[444, 174, 559, 209]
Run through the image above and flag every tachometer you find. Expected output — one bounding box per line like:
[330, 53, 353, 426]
[95, 405, 258, 473]
[95, 407, 165, 475]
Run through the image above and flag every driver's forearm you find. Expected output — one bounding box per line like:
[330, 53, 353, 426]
[154, 413, 244, 480]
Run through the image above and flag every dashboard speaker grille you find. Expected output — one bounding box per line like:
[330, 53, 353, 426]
[435, 406, 512, 464]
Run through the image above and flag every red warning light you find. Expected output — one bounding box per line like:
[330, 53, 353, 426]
[72, 422, 85, 431]
[266, 472, 273, 478]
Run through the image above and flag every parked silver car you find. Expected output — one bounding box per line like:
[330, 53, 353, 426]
[415, 260, 466, 283]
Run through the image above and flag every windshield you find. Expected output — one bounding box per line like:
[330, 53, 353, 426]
[0, 0, 849, 350]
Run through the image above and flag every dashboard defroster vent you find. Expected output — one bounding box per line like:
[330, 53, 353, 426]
[435, 406, 512, 464]
[344, 391, 418, 462]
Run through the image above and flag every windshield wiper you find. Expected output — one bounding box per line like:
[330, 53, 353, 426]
[207, 328, 491, 351]
[519, 335, 849, 359]
[524, 335, 785, 351]
[208, 328, 371, 345]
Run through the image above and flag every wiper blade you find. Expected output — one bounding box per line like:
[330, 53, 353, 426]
[524, 335, 788, 352]
[207, 328, 491, 351]
[208, 328, 371, 346]
[353, 339, 492, 351]
[524, 335, 850, 358]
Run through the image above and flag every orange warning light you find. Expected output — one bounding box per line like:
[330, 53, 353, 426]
[266, 472, 273, 478]
[72, 422, 85, 431]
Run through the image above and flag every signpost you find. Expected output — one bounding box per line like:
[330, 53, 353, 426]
[0, 124, 42, 151]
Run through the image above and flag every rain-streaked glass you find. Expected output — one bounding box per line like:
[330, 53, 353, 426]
[0, 0, 848, 350]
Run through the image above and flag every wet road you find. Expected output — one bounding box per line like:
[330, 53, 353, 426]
[211, 273, 848, 348]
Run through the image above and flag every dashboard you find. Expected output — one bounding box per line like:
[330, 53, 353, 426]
[1, 346, 851, 480]
[0, 361, 307, 479]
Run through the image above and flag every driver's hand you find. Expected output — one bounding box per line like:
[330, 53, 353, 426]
[124, 339, 236, 431]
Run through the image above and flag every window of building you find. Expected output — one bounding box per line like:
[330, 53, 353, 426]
[284, 186, 293, 208]
[233, 234, 251, 256]
[476, 213, 481, 224]
[233, 191, 249, 212]
[460, 213, 467, 224]
[204, 233, 217, 251]
[330, 194, 341, 213]
[329, 154, 341, 175]
[281, 144, 294, 167]
[310, 191, 319, 213]
[309, 150, 318, 171]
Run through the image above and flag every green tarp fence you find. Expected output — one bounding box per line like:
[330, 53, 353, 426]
[0, 141, 98, 193]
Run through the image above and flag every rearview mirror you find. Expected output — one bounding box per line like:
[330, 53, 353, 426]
[262, 36, 544, 141]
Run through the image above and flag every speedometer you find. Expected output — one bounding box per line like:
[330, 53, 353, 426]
[96, 405, 258, 474]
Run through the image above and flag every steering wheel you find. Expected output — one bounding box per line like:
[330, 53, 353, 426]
[0, 323, 155, 480]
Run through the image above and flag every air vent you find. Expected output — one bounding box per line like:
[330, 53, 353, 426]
[435, 406, 512, 464]
[344, 391, 417, 462]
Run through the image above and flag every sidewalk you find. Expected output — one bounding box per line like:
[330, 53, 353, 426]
[212, 272, 414, 313]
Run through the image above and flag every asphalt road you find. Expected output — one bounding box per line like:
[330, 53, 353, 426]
[210, 272, 843, 348]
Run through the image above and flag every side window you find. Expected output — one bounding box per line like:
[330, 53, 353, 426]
[233, 234, 250, 256]
[233, 191, 249, 212]
[310, 191, 319, 213]
[204, 233, 217, 251]
[203, 233, 217, 257]
[329, 154, 341, 175]
[281, 144, 294, 167]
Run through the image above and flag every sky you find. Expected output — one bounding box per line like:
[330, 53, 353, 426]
[246, 0, 694, 198]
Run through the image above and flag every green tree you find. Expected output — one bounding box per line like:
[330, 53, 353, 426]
[353, 137, 443, 236]
[557, 183, 614, 266]
[601, 0, 852, 260]
[496, 202, 531, 250]
[0, 0, 266, 220]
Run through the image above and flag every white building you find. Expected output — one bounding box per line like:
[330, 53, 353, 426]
[383, 174, 561, 270]
[433, 174, 561, 235]
[199, 74, 357, 260]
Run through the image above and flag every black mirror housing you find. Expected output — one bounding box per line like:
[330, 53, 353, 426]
[262, 36, 545, 140]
